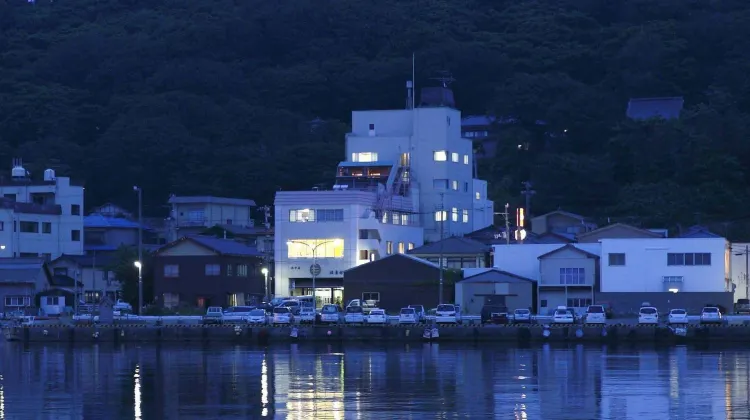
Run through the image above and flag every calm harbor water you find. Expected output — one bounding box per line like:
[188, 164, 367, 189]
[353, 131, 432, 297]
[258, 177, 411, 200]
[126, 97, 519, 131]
[0, 342, 749, 419]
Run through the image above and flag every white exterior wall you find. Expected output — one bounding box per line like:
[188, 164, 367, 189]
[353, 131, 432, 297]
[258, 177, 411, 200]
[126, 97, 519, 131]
[731, 242, 750, 301]
[492, 243, 602, 280]
[0, 177, 84, 259]
[273, 190, 423, 295]
[600, 238, 729, 293]
[348, 107, 493, 242]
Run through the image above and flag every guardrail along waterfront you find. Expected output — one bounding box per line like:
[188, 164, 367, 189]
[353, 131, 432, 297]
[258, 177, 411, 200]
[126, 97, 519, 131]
[5, 323, 750, 345]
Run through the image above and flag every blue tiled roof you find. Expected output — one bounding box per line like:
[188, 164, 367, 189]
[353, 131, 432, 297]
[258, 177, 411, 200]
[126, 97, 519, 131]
[85, 214, 146, 229]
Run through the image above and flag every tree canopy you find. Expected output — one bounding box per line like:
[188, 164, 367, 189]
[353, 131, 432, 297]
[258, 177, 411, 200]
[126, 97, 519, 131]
[2, 0, 750, 236]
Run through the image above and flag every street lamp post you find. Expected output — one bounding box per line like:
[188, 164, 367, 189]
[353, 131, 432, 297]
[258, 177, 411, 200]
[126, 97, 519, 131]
[286, 239, 341, 326]
[261, 268, 269, 302]
[134, 261, 142, 314]
[133, 186, 143, 315]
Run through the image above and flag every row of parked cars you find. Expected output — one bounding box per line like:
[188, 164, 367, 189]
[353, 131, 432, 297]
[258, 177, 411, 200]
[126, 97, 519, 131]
[547, 304, 725, 325]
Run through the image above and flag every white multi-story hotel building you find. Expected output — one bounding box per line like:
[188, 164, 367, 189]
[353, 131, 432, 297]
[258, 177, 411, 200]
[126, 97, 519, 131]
[0, 160, 84, 259]
[274, 84, 495, 300]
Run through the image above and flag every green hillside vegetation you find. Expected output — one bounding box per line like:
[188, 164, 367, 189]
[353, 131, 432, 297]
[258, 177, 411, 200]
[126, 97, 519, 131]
[2, 0, 750, 236]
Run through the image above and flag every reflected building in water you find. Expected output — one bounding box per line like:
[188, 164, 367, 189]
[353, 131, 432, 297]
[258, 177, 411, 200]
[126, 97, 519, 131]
[0, 343, 749, 418]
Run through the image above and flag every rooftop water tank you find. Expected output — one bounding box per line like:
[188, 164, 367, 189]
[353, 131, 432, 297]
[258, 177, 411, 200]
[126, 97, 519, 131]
[44, 168, 56, 181]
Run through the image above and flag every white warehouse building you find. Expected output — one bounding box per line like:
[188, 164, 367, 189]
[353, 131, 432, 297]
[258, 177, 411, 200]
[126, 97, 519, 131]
[274, 83, 495, 301]
[0, 160, 85, 260]
[492, 236, 734, 314]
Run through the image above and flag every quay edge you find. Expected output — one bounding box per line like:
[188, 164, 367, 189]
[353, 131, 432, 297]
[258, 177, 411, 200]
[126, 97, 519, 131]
[2, 324, 748, 345]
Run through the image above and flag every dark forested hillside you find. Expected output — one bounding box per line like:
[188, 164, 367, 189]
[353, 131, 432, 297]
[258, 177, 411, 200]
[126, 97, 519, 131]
[2, 0, 750, 236]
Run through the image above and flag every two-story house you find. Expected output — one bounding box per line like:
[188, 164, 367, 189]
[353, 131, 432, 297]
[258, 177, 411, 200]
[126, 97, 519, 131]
[168, 195, 257, 241]
[48, 254, 119, 303]
[153, 235, 266, 308]
[0, 161, 84, 260]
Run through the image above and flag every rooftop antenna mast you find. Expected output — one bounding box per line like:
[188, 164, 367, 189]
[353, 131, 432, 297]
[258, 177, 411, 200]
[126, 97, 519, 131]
[430, 71, 455, 88]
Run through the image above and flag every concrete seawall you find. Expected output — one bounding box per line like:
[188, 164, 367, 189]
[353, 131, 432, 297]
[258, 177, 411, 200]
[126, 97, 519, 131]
[6, 324, 750, 345]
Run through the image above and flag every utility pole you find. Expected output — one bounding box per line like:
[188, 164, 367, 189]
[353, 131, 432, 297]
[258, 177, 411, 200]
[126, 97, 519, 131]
[503, 204, 510, 245]
[439, 193, 445, 305]
[521, 181, 536, 220]
[745, 245, 749, 300]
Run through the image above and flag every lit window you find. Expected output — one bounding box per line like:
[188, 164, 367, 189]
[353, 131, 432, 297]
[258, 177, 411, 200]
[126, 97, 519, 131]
[398, 242, 405, 254]
[451, 152, 459, 162]
[392, 212, 400, 225]
[433, 151, 447, 161]
[475, 192, 481, 200]
[408, 242, 415, 250]
[289, 209, 315, 222]
[401, 214, 409, 225]
[463, 155, 469, 165]
[435, 211, 447, 222]
[386, 241, 393, 255]
[451, 180, 458, 191]
[381, 211, 388, 223]
[433, 179, 449, 190]
[287, 239, 344, 259]
[462, 209, 469, 223]
[451, 208, 458, 222]
[352, 152, 378, 162]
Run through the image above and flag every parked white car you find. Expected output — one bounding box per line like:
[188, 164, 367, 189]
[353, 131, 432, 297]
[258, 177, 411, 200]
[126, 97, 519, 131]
[399, 307, 418, 324]
[366, 309, 387, 324]
[113, 299, 133, 312]
[668, 309, 689, 324]
[223, 306, 256, 322]
[344, 306, 365, 324]
[408, 305, 426, 322]
[298, 306, 316, 324]
[246, 309, 268, 325]
[584, 305, 607, 324]
[638, 306, 659, 324]
[272, 307, 293, 324]
[700, 307, 723, 325]
[552, 307, 574, 324]
[320, 304, 341, 324]
[512, 309, 532, 324]
[435, 304, 461, 324]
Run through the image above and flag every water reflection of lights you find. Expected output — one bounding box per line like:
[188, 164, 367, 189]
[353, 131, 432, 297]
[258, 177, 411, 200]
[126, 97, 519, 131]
[0, 374, 5, 420]
[134, 365, 142, 420]
[261, 358, 269, 417]
[514, 403, 528, 420]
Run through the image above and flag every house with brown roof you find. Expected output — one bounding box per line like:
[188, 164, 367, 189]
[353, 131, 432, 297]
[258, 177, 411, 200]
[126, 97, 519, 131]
[577, 223, 666, 243]
[408, 236, 490, 268]
[153, 235, 267, 309]
[530, 210, 597, 241]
